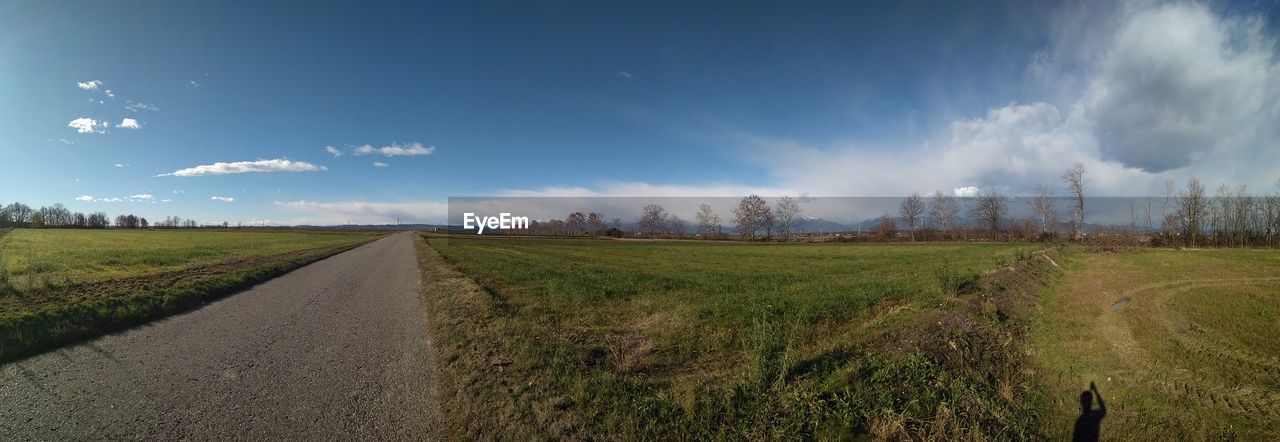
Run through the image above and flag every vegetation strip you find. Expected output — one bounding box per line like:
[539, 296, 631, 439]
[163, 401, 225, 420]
[0, 231, 382, 361]
[418, 233, 1061, 439]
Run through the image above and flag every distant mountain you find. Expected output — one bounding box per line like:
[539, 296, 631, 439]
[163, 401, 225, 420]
[794, 217, 850, 233]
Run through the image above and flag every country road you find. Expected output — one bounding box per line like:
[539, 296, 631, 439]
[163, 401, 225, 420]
[0, 232, 435, 440]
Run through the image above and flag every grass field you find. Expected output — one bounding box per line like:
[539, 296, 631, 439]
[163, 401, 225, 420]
[1036, 249, 1280, 439]
[420, 234, 1052, 439]
[0, 229, 381, 360]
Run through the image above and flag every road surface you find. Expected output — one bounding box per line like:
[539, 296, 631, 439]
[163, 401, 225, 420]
[0, 232, 435, 440]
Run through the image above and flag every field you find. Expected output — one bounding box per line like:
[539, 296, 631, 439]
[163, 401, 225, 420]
[0, 229, 382, 360]
[1036, 249, 1280, 439]
[418, 234, 1052, 439]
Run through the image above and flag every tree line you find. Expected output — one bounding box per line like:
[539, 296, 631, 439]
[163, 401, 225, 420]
[493, 163, 1280, 248]
[0, 202, 204, 229]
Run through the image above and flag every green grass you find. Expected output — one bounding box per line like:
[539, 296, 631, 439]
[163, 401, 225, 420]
[0, 229, 379, 288]
[0, 228, 381, 360]
[422, 235, 1049, 439]
[1035, 248, 1280, 439]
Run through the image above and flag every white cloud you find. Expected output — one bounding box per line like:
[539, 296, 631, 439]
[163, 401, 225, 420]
[276, 200, 448, 225]
[77, 80, 102, 91]
[210, 196, 235, 203]
[114, 163, 128, 167]
[324, 146, 342, 157]
[73, 194, 163, 203]
[116, 118, 141, 129]
[953, 186, 980, 197]
[373, 161, 389, 168]
[695, 3, 1280, 198]
[68, 117, 107, 134]
[105, 89, 114, 98]
[188, 80, 202, 87]
[1077, 4, 1278, 172]
[617, 71, 632, 80]
[157, 159, 328, 177]
[57, 138, 75, 145]
[501, 181, 793, 198]
[125, 101, 159, 112]
[351, 142, 436, 157]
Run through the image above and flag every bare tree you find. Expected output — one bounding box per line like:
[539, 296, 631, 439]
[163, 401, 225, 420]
[587, 212, 603, 237]
[732, 195, 770, 241]
[695, 203, 720, 238]
[1030, 184, 1054, 235]
[1265, 185, 1280, 247]
[774, 196, 802, 242]
[1062, 162, 1086, 238]
[567, 212, 587, 236]
[928, 191, 960, 239]
[639, 204, 668, 237]
[5, 203, 33, 226]
[1178, 177, 1208, 247]
[875, 215, 897, 241]
[670, 215, 687, 237]
[898, 193, 924, 242]
[968, 190, 1008, 240]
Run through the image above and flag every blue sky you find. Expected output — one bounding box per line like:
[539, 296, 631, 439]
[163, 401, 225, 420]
[2, 1, 1279, 224]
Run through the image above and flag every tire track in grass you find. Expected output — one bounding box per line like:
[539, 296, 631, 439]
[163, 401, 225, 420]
[1101, 277, 1280, 417]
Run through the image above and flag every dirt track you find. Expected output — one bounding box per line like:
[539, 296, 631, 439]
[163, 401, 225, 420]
[0, 232, 435, 440]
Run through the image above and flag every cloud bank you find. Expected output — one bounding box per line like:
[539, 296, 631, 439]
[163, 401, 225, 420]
[276, 200, 448, 225]
[157, 159, 327, 177]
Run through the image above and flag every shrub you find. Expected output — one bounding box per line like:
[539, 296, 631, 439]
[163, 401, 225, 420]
[935, 266, 981, 296]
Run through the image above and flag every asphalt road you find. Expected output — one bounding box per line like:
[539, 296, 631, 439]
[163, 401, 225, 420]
[0, 232, 435, 440]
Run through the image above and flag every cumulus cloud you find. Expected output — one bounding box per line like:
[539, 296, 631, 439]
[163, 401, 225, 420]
[1078, 4, 1278, 172]
[68, 117, 107, 134]
[77, 80, 102, 90]
[210, 196, 235, 203]
[352, 142, 436, 157]
[129, 194, 154, 201]
[157, 159, 327, 177]
[116, 118, 141, 129]
[953, 186, 980, 197]
[74, 195, 94, 202]
[684, 2, 1280, 198]
[324, 146, 342, 157]
[276, 200, 448, 225]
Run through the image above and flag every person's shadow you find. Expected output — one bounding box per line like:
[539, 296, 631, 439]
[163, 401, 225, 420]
[1072, 381, 1106, 442]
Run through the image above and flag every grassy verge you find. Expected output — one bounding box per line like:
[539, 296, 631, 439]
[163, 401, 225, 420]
[417, 234, 1060, 438]
[1034, 248, 1280, 439]
[0, 229, 382, 361]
